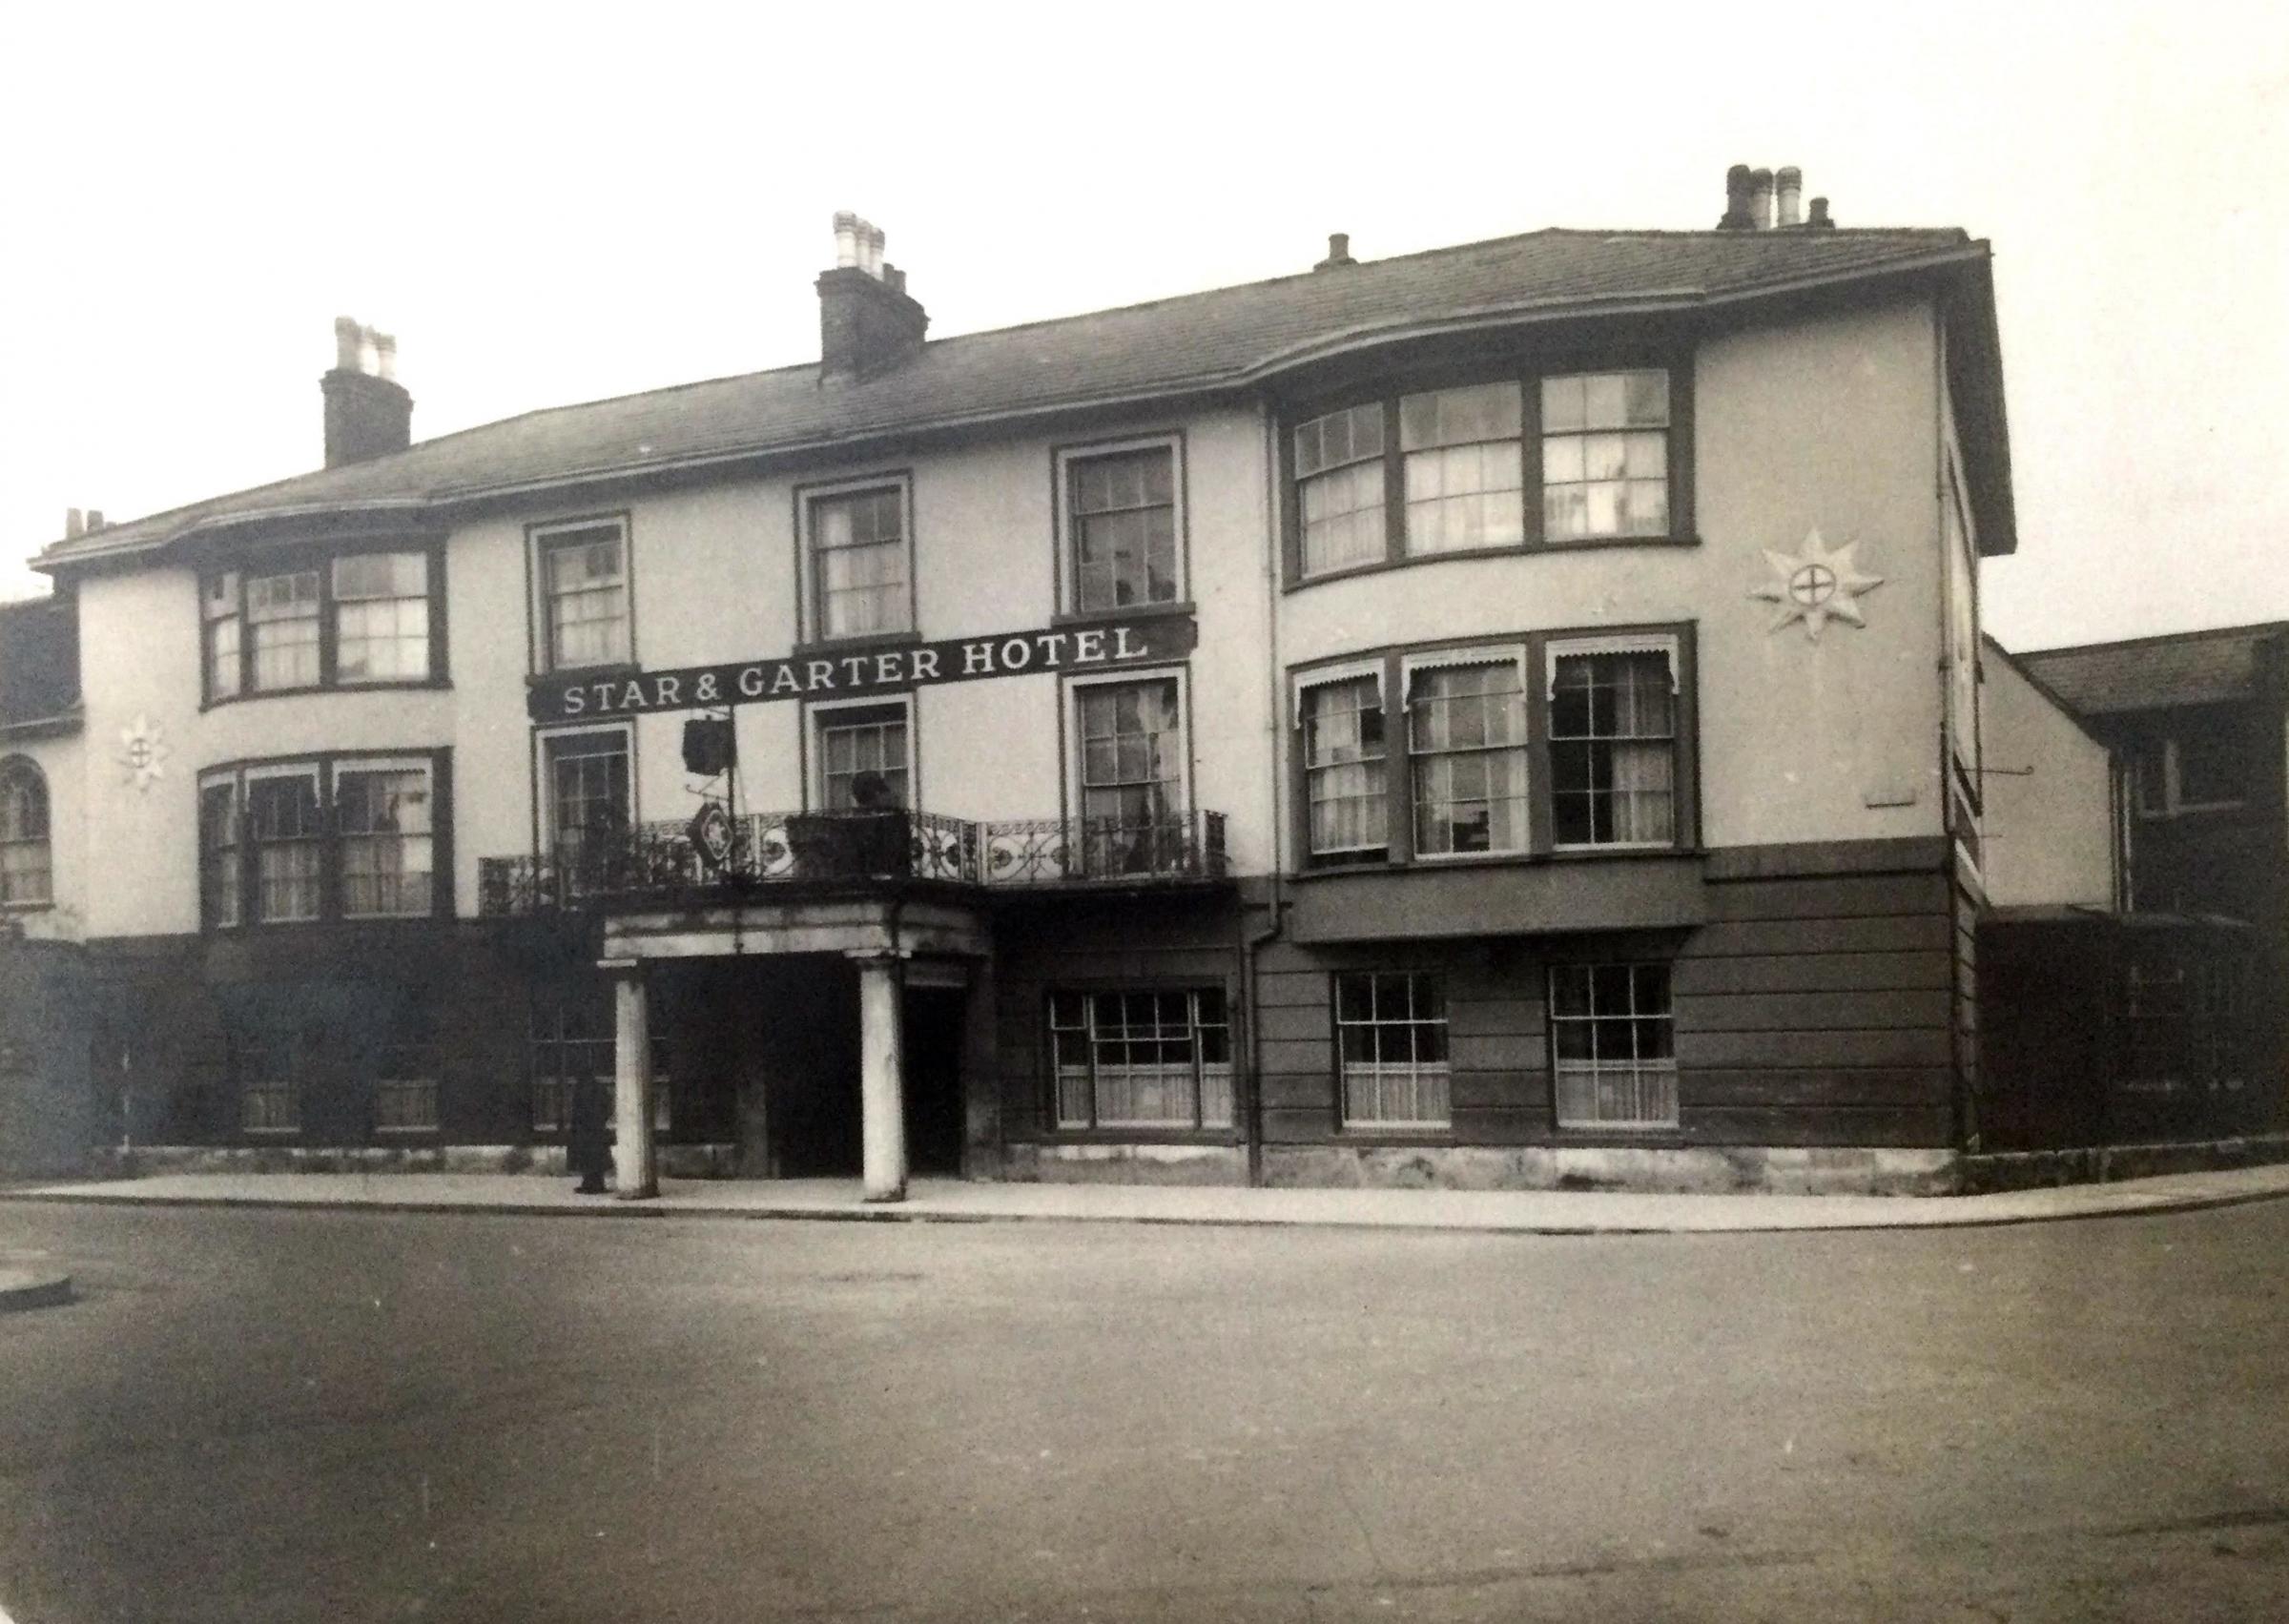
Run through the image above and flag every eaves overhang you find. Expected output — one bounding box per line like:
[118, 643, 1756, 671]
[34, 243, 2001, 577]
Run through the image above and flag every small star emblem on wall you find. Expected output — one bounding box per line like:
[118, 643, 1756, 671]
[1752, 527, 1884, 640]
[118, 714, 171, 791]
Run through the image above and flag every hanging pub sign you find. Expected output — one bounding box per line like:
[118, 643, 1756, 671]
[528, 614, 1196, 725]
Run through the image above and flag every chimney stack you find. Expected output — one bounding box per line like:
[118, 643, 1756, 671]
[65, 508, 84, 541]
[1749, 168, 1776, 230]
[321, 315, 413, 467]
[1776, 166, 1803, 226]
[1314, 232, 1355, 271]
[1719, 163, 1755, 229]
[816, 214, 929, 386]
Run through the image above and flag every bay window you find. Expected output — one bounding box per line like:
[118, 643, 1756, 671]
[1286, 358, 1689, 581]
[1407, 654, 1529, 856]
[200, 545, 443, 702]
[1292, 627, 1691, 868]
[1050, 987, 1231, 1130]
[199, 753, 449, 928]
[1548, 643, 1679, 847]
[1299, 668, 1387, 861]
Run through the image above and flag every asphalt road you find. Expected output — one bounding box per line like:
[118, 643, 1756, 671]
[0, 1200, 2284, 1622]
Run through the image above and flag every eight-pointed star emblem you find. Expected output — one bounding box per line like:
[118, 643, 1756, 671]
[1752, 527, 1884, 640]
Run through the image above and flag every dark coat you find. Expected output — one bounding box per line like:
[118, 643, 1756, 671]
[568, 1069, 611, 1182]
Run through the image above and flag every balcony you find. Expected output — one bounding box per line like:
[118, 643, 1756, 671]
[478, 808, 1230, 915]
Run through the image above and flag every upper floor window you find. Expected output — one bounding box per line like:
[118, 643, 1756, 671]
[2134, 729, 2244, 818]
[1287, 360, 1689, 583]
[1292, 629, 1691, 869]
[0, 757, 52, 907]
[1063, 440, 1183, 614]
[543, 728, 632, 893]
[1549, 646, 1678, 848]
[1072, 673, 1186, 876]
[1539, 371, 1670, 541]
[333, 553, 432, 683]
[815, 702, 911, 811]
[199, 752, 448, 929]
[537, 521, 630, 671]
[201, 546, 443, 703]
[806, 484, 911, 641]
[1407, 653, 1529, 856]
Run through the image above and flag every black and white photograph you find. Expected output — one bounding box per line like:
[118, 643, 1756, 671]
[2, 3, 2285, 1618]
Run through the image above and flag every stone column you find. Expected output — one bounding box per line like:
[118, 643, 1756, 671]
[607, 959, 658, 1201]
[852, 952, 907, 1203]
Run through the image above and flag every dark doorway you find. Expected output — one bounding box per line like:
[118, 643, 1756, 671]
[903, 986, 967, 1176]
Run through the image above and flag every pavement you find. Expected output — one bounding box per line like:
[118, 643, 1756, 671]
[8, 1159, 2289, 1233]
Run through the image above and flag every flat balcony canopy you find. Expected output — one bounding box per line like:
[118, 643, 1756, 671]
[480, 807, 1229, 915]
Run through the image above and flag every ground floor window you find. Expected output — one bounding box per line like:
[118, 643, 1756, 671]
[236, 1031, 299, 1134]
[1550, 962, 1678, 1129]
[1335, 972, 1451, 1127]
[1050, 987, 1231, 1130]
[2120, 954, 2250, 1095]
[375, 1013, 440, 1133]
[530, 987, 670, 1134]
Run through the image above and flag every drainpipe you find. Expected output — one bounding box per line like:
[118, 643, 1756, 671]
[1242, 398, 1289, 1187]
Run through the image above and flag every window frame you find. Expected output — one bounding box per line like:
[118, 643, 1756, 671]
[1279, 346, 1696, 589]
[1045, 984, 1235, 1135]
[2135, 732, 2247, 819]
[528, 513, 636, 676]
[1052, 432, 1190, 620]
[196, 749, 455, 932]
[1548, 959, 1681, 1133]
[1063, 665, 1194, 878]
[806, 693, 917, 812]
[1333, 970, 1453, 1131]
[536, 724, 635, 891]
[1288, 625, 1697, 872]
[794, 471, 918, 647]
[529, 982, 672, 1137]
[199, 540, 448, 706]
[0, 755, 52, 909]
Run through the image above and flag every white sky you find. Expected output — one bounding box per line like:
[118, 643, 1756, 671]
[4, 1, 2285, 651]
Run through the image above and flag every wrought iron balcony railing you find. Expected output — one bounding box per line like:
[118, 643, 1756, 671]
[478, 808, 1228, 915]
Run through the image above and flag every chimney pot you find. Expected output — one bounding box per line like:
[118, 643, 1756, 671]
[864, 223, 887, 278]
[64, 507, 84, 541]
[1720, 163, 1755, 229]
[323, 316, 413, 465]
[1314, 232, 1354, 270]
[1807, 195, 1833, 228]
[834, 212, 861, 269]
[86, 509, 104, 532]
[1749, 168, 1776, 230]
[1776, 166, 1804, 227]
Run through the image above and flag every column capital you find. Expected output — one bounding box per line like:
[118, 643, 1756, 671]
[844, 948, 913, 965]
[597, 956, 644, 976]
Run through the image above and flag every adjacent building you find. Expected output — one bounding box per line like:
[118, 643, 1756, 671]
[6, 166, 2267, 1197]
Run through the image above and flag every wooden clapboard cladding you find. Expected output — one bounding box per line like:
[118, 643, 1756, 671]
[1245, 852, 1959, 1152]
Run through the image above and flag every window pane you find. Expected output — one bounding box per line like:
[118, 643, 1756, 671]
[1337, 971, 1450, 1127]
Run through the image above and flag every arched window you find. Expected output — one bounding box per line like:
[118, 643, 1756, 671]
[0, 757, 52, 905]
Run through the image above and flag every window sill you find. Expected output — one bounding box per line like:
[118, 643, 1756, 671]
[0, 899, 54, 914]
[1290, 847, 1700, 879]
[1287, 536, 1701, 594]
[1052, 599, 1195, 629]
[791, 630, 924, 656]
[375, 1125, 443, 1137]
[202, 677, 451, 713]
[1021, 1128, 1243, 1145]
[529, 661, 640, 688]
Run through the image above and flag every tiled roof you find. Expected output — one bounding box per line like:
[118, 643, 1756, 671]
[2013, 622, 2289, 716]
[37, 226, 1985, 568]
[0, 595, 81, 730]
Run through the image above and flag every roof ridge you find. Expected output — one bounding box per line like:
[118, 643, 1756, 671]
[2017, 619, 2289, 657]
